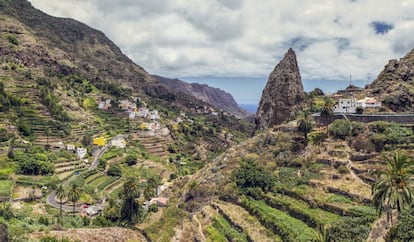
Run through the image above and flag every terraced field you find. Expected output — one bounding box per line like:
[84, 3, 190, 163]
[212, 201, 281, 242]
[54, 159, 87, 175]
[134, 135, 173, 158]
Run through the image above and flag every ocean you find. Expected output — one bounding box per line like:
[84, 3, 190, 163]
[239, 103, 258, 113]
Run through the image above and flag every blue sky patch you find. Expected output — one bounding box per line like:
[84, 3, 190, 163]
[371, 21, 394, 35]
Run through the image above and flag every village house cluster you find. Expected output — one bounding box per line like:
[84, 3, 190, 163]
[97, 97, 165, 134]
[333, 96, 381, 114]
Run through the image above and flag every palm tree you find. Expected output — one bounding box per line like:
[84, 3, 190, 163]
[314, 224, 330, 242]
[55, 184, 66, 217]
[121, 177, 140, 224]
[320, 97, 335, 118]
[66, 183, 81, 216]
[298, 109, 313, 146]
[371, 151, 414, 226]
[320, 97, 335, 134]
[45, 127, 51, 145]
[147, 176, 160, 196]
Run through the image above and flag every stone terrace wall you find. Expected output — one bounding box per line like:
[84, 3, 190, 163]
[314, 114, 414, 126]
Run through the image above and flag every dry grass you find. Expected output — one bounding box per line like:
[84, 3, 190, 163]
[30, 227, 147, 242]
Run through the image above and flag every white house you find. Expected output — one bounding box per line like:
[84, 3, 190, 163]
[149, 110, 160, 120]
[333, 98, 357, 113]
[76, 148, 87, 159]
[129, 112, 136, 119]
[111, 136, 126, 148]
[136, 108, 149, 118]
[98, 99, 111, 110]
[357, 97, 381, 109]
[66, 144, 75, 151]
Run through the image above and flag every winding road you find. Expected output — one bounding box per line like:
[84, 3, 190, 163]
[46, 145, 108, 212]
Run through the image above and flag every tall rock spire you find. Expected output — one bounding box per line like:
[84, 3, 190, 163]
[255, 48, 305, 130]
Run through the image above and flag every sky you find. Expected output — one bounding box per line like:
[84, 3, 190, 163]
[28, 0, 414, 104]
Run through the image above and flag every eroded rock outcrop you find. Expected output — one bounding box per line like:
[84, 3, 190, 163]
[255, 48, 305, 129]
[367, 48, 414, 112]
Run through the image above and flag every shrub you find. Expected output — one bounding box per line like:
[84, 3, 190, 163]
[355, 106, 364, 114]
[124, 155, 137, 166]
[232, 159, 274, 192]
[148, 204, 158, 213]
[0, 128, 11, 142]
[92, 215, 112, 227]
[308, 132, 326, 145]
[107, 164, 122, 176]
[337, 164, 349, 174]
[17, 120, 32, 136]
[6, 34, 18, 46]
[395, 207, 414, 241]
[329, 119, 352, 139]
[328, 216, 372, 242]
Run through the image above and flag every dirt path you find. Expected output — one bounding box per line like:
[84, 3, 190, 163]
[193, 214, 206, 242]
[343, 142, 369, 186]
[367, 210, 397, 242]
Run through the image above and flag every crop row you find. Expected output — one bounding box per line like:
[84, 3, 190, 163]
[241, 197, 316, 242]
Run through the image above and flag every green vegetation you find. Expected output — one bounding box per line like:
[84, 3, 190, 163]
[328, 216, 372, 242]
[38, 80, 70, 122]
[329, 119, 352, 139]
[0, 180, 13, 197]
[394, 207, 414, 241]
[120, 177, 141, 224]
[144, 206, 185, 242]
[6, 34, 19, 46]
[206, 224, 227, 242]
[241, 197, 316, 242]
[297, 109, 313, 146]
[211, 215, 248, 242]
[107, 164, 122, 176]
[265, 193, 340, 227]
[232, 159, 274, 193]
[372, 151, 414, 226]
[67, 183, 81, 216]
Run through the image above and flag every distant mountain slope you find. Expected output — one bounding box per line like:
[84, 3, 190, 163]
[153, 75, 250, 117]
[0, 0, 219, 113]
[0, 0, 153, 89]
[366, 48, 414, 112]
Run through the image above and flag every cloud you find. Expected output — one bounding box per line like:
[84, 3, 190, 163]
[28, 0, 414, 87]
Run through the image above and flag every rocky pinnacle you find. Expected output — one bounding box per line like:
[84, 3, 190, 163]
[255, 48, 305, 130]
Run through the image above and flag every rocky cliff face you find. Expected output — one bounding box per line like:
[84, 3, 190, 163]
[367, 48, 414, 112]
[255, 48, 305, 129]
[154, 75, 250, 117]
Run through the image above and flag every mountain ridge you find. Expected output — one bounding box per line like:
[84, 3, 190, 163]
[153, 75, 251, 117]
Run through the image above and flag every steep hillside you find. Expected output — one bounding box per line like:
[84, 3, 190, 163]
[154, 75, 250, 118]
[0, 0, 218, 114]
[366, 48, 414, 112]
[0, 0, 153, 89]
[256, 48, 305, 130]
